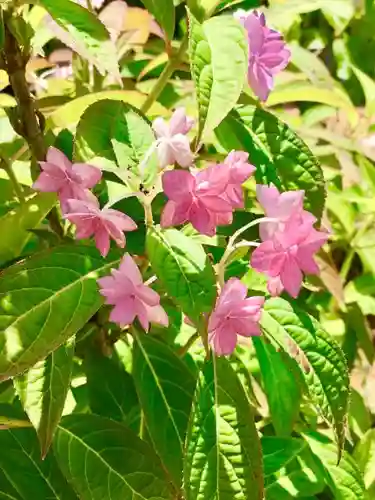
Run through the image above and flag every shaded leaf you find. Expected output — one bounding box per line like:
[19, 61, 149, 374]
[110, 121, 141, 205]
[184, 356, 264, 499]
[133, 333, 196, 487]
[0, 245, 121, 379]
[261, 436, 306, 477]
[15, 339, 75, 458]
[54, 414, 173, 499]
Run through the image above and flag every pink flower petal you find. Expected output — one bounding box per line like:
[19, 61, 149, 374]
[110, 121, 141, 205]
[162, 170, 195, 201]
[169, 107, 194, 135]
[110, 298, 136, 327]
[72, 163, 102, 188]
[33, 171, 65, 192]
[95, 226, 111, 257]
[118, 254, 143, 285]
[169, 135, 194, 168]
[46, 147, 72, 171]
[267, 276, 284, 296]
[209, 325, 238, 356]
[280, 256, 303, 298]
[145, 303, 169, 328]
[153, 117, 169, 138]
[136, 284, 160, 307]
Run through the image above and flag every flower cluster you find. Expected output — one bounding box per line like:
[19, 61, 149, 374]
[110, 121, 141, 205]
[251, 185, 329, 298]
[33, 147, 137, 257]
[235, 10, 290, 102]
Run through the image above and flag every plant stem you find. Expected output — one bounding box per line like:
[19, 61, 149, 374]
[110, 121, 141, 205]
[2, 15, 64, 237]
[0, 155, 25, 203]
[177, 332, 199, 357]
[140, 35, 188, 114]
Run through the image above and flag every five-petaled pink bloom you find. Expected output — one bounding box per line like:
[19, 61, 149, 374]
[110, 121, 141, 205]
[251, 185, 329, 298]
[208, 278, 264, 356]
[161, 165, 233, 236]
[152, 107, 194, 168]
[33, 147, 102, 212]
[223, 151, 256, 208]
[235, 10, 290, 102]
[97, 254, 169, 330]
[64, 198, 137, 257]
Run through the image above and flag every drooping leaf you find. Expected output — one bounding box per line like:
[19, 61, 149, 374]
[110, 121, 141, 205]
[84, 344, 138, 422]
[0, 193, 56, 265]
[304, 431, 367, 500]
[133, 333, 196, 488]
[39, 0, 120, 79]
[14, 338, 75, 458]
[146, 227, 217, 323]
[184, 356, 264, 499]
[261, 437, 306, 477]
[215, 104, 326, 220]
[253, 337, 302, 436]
[139, 0, 175, 40]
[74, 99, 157, 186]
[261, 298, 349, 459]
[54, 414, 174, 500]
[0, 405, 77, 500]
[189, 11, 248, 141]
[0, 245, 121, 380]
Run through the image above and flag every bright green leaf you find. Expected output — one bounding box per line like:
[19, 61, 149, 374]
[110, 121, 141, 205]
[139, 0, 175, 40]
[354, 429, 375, 492]
[147, 227, 216, 322]
[187, 0, 222, 21]
[262, 436, 306, 477]
[215, 104, 326, 220]
[352, 65, 375, 118]
[189, 11, 248, 141]
[0, 193, 56, 265]
[304, 431, 367, 500]
[54, 414, 174, 499]
[84, 344, 138, 422]
[0, 405, 77, 500]
[14, 338, 75, 458]
[261, 298, 349, 459]
[74, 99, 157, 186]
[253, 337, 302, 436]
[184, 356, 264, 499]
[0, 245, 121, 380]
[39, 0, 119, 79]
[133, 333, 196, 488]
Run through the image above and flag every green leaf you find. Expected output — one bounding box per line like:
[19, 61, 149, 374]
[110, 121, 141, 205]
[261, 298, 349, 459]
[0, 404, 78, 500]
[14, 339, 75, 458]
[146, 227, 216, 322]
[139, 0, 175, 40]
[0, 193, 56, 265]
[184, 356, 264, 499]
[354, 429, 375, 492]
[0, 245, 121, 380]
[215, 104, 326, 220]
[352, 65, 375, 118]
[262, 437, 306, 477]
[304, 431, 367, 500]
[84, 344, 138, 422]
[253, 337, 302, 436]
[39, 0, 119, 79]
[74, 99, 157, 186]
[189, 11, 248, 141]
[133, 334, 196, 488]
[54, 414, 174, 500]
[187, 0, 222, 21]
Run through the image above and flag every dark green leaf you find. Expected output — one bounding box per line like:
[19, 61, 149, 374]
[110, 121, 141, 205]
[0, 245, 121, 379]
[133, 333, 196, 487]
[0, 405, 77, 500]
[146, 227, 216, 323]
[215, 104, 326, 220]
[262, 437, 306, 477]
[189, 11, 248, 141]
[54, 414, 173, 499]
[139, 0, 175, 40]
[261, 298, 349, 459]
[253, 337, 302, 436]
[15, 338, 75, 458]
[184, 357, 264, 499]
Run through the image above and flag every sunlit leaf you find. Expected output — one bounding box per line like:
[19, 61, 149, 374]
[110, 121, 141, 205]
[262, 436, 306, 476]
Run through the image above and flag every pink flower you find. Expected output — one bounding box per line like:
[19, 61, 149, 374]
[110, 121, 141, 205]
[161, 165, 233, 236]
[256, 184, 305, 240]
[152, 108, 194, 168]
[223, 151, 256, 208]
[33, 147, 102, 212]
[236, 11, 290, 101]
[97, 254, 169, 330]
[251, 214, 329, 298]
[64, 197, 137, 257]
[208, 278, 264, 356]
